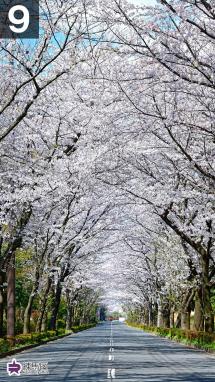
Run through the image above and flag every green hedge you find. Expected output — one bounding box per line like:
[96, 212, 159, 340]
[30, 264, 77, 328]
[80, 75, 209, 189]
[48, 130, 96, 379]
[15, 331, 59, 345]
[0, 331, 60, 354]
[126, 322, 215, 351]
[71, 323, 96, 333]
[0, 339, 10, 353]
[0, 324, 96, 355]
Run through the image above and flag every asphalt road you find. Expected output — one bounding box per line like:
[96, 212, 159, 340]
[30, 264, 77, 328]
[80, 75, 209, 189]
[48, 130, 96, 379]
[0, 322, 215, 381]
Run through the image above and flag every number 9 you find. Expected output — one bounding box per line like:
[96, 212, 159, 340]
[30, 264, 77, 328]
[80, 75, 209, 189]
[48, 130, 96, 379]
[8, 5, 30, 34]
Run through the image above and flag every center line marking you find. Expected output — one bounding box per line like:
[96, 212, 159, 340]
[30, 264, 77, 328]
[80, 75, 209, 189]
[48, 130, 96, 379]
[107, 369, 116, 379]
[109, 354, 114, 361]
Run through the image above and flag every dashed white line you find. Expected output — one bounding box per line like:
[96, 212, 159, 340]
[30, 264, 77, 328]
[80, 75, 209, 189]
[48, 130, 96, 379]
[107, 368, 116, 379]
[107, 322, 116, 378]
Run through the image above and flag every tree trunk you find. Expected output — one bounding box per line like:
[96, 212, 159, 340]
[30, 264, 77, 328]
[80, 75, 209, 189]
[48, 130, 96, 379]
[5, 208, 31, 343]
[203, 285, 214, 333]
[194, 288, 204, 331]
[23, 291, 34, 334]
[200, 246, 214, 332]
[181, 311, 190, 330]
[175, 312, 181, 328]
[23, 273, 40, 334]
[144, 307, 149, 326]
[7, 253, 15, 345]
[177, 290, 194, 329]
[50, 281, 62, 331]
[163, 306, 170, 328]
[170, 309, 175, 328]
[194, 284, 214, 332]
[157, 303, 170, 328]
[148, 302, 152, 326]
[0, 271, 4, 337]
[66, 290, 74, 330]
[157, 304, 163, 327]
[153, 302, 158, 326]
[41, 311, 47, 332]
[66, 305, 72, 330]
[36, 278, 52, 332]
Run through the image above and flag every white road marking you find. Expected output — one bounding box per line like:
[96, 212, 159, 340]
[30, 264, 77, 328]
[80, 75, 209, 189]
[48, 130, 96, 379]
[108, 322, 115, 371]
[107, 368, 116, 379]
[111, 369, 116, 378]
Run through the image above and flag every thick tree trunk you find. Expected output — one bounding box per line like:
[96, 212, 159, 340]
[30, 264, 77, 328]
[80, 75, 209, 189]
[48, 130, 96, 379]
[199, 246, 214, 332]
[23, 291, 35, 334]
[157, 303, 170, 328]
[194, 288, 204, 331]
[170, 309, 175, 328]
[175, 312, 181, 328]
[7, 254, 15, 345]
[139, 307, 145, 324]
[157, 304, 163, 327]
[72, 305, 77, 326]
[66, 290, 75, 330]
[41, 311, 47, 332]
[23, 273, 40, 334]
[143, 307, 149, 326]
[202, 284, 214, 333]
[181, 311, 190, 330]
[5, 209, 31, 342]
[153, 302, 158, 326]
[177, 290, 194, 330]
[50, 281, 62, 331]
[148, 302, 153, 326]
[163, 306, 170, 328]
[194, 262, 214, 333]
[0, 271, 4, 337]
[66, 306, 73, 330]
[36, 278, 52, 332]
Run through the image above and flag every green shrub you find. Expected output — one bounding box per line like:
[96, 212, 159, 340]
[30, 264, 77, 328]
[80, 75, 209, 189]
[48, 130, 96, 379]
[45, 330, 57, 338]
[0, 324, 94, 355]
[0, 339, 10, 353]
[71, 323, 96, 333]
[156, 327, 170, 337]
[15, 334, 32, 345]
[57, 328, 66, 336]
[0, 329, 65, 355]
[31, 333, 43, 342]
[15, 332, 55, 346]
[57, 319, 66, 330]
[127, 322, 215, 351]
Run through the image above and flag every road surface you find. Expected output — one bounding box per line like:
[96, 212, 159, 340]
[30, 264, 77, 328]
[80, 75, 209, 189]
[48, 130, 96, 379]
[0, 322, 214, 381]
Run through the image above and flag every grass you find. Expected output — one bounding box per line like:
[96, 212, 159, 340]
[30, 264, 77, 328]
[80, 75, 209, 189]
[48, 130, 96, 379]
[126, 322, 215, 352]
[0, 323, 97, 356]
